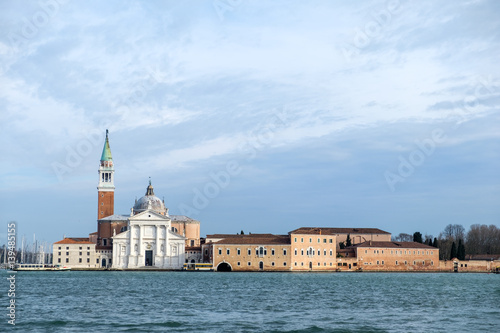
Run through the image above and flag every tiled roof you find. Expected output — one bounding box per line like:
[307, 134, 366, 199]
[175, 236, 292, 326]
[213, 234, 290, 245]
[351, 241, 437, 249]
[289, 227, 391, 235]
[206, 233, 275, 239]
[98, 214, 129, 221]
[171, 215, 199, 223]
[54, 238, 94, 244]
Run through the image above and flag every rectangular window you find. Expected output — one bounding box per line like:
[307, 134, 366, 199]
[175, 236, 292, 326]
[365, 250, 367, 254]
[405, 261, 407, 265]
[66, 258, 69, 263]
[431, 261, 434, 266]
[301, 250, 304, 255]
[248, 249, 251, 255]
[431, 251, 433, 255]
[79, 258, 82, 263]
[422, 261, 425, 265]
[301, 238, 304, 243]
[330, 250, 333, 256]
[66, 252, 69, 256]
[79, 247, 82, 250]
[226, 249, 230, 255]
[87, 252, 90, 256]
[391, 250, 393, 254]
[66, 247, 69, 250]
[381, 250, 384, 254]
[271, 249, 275, 255]
[237, 249, 241, 255]
[87, 258, 90, 263]
[96, 259, 99, 264]
[377, 261, 380, 265]
[309, 238, 312, 243]
[396, 261, 399, 265]
[294, 249, 297, 255]
[294, 237, 297, 243]
[58, 258, 61, 263]
[381, 261, 384, 265]
[58, 247, 61, 250]
[413, 261, 416, 265]
[87, 247, 90, 250]
[58, 252, 61, 256]
[294, 262, 297, 266]
[79, 252, 82, 256]
[324, 250, 326, 256]
[329, 239, 332, 243]
[318, 238, 320, 243]
[237, 262, 241, 266]
[218, 249, 222, 255]
[323, 239, 326, 243]
[248, 262, 251, 266]
[284, 249, 287, 255]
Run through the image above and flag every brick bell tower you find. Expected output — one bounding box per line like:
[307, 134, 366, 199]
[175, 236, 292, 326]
[97, 129, 115, 219]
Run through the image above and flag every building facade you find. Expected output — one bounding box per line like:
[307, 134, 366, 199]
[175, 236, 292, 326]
[53, 238, 98, 268]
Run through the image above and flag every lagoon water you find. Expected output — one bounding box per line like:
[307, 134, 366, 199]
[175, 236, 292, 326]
[2, 271, 499, 332]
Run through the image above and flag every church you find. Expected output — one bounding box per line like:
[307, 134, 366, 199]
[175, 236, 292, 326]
[53, 130, 201, 269]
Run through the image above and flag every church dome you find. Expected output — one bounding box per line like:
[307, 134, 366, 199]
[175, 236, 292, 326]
[132, 181, 167, 215]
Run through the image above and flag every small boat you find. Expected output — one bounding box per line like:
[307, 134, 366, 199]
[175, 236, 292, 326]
[13, 264, 71, 271]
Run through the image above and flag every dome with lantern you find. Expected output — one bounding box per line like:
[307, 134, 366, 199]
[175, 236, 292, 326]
[132, 180, 168, 215]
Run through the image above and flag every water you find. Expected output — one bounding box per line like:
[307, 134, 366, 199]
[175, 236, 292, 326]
[1, 271, 499, 332]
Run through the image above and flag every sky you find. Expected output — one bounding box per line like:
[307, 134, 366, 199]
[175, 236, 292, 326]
[1, 0, 499, 246]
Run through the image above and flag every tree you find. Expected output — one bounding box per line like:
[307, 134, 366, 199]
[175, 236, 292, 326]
[427, 238, 433, 247]
[346, 234, 352, 247]
[457, 239, 466, 260]
[466, 224, 500, 255]
[413, 232, 423, 243]
[339, 242, 345, 249]
[393, 233, 413, 242]
[240, 230, 244, 235]
[450, 241, 457, 259]
[432, 238, 438, 248]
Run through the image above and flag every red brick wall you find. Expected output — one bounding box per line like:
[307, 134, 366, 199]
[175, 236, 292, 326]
[98, 191, 114, 219]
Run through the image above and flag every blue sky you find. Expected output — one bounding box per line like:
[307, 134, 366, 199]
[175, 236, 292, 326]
[1, 0, 499, 245]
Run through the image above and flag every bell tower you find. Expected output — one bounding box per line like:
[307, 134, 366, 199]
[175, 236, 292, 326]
[97, 129, 115, 219]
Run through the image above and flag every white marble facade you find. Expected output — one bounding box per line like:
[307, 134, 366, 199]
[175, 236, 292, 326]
[112, 210, 185, 269]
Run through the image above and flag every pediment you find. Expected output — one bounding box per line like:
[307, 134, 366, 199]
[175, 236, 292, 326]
[129, 209, 171, 222]
[113, 230, 129, 240]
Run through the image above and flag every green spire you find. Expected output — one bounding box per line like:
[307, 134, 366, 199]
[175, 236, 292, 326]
[100, 129, 113, 161]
